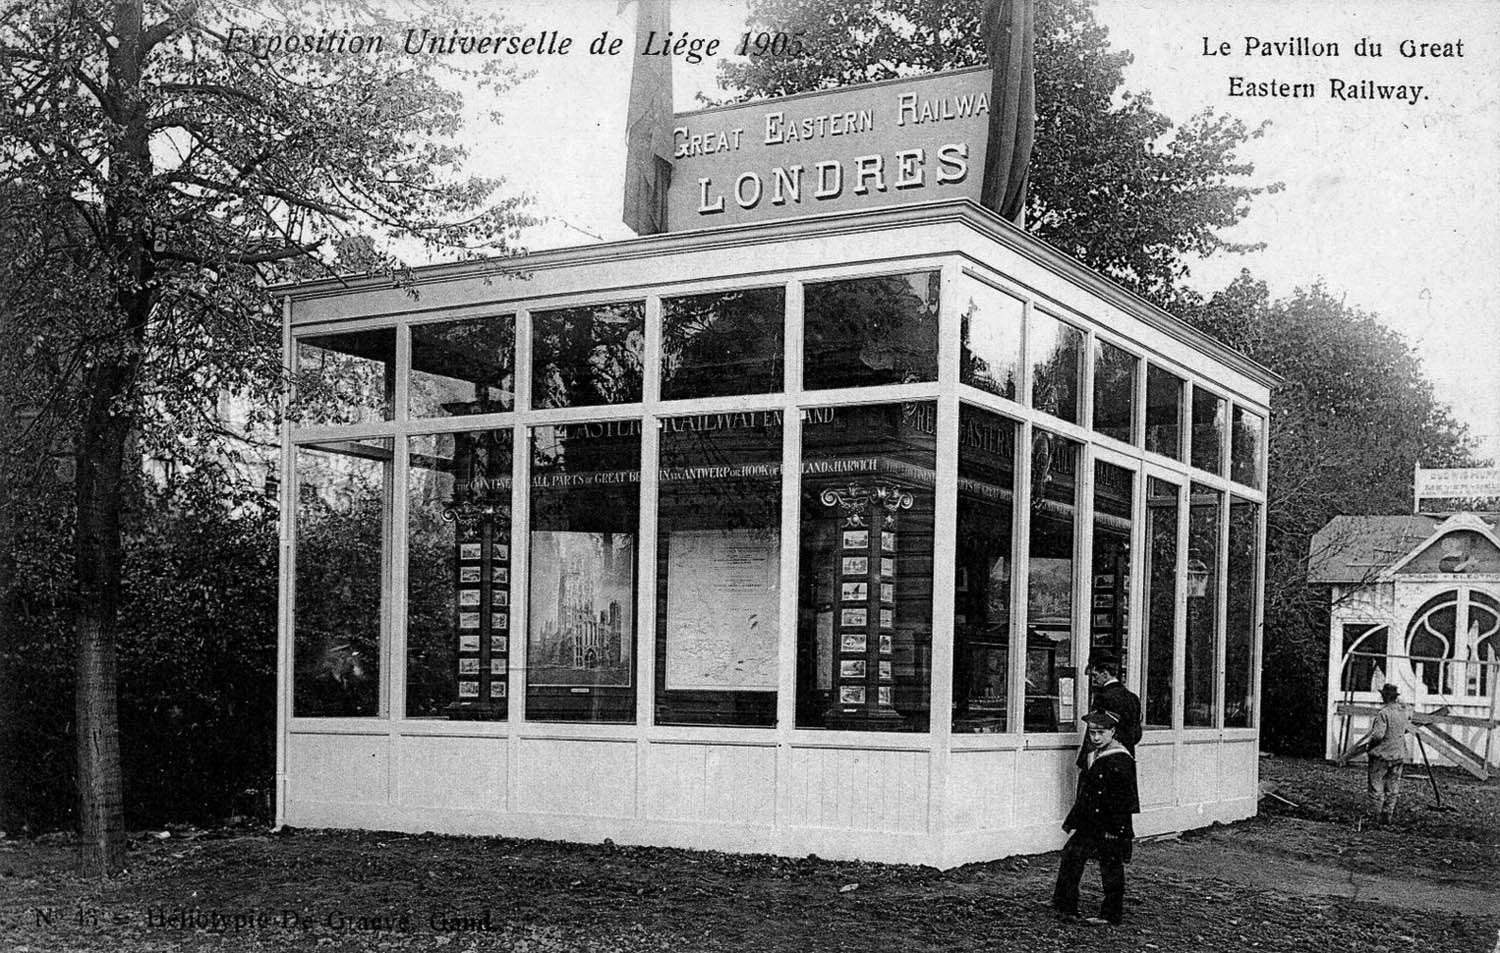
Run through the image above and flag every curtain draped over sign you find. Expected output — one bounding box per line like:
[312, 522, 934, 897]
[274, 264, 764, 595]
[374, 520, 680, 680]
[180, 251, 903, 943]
[621, 0, 674, 234]
[980, 0, 1036, 225]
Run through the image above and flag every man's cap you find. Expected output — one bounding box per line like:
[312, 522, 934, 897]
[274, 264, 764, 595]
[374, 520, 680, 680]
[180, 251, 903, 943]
[1082, 710, 1120, 728]
[1087, 649, 1119, 670]
[1380, 683, 1400, 700]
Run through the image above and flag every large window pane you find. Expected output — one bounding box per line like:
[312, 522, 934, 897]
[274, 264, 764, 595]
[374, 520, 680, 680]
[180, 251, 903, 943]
[531, 302, 645, 409]
[1024, 430, 1079, 732]
[1091, 461, 1134, 675]
[662, 287, 785, 400]
[1224, 498, 1259, 727]
[803, 272, 939, 389]
[1145, 365, 1183, 460]
[1184, 483, 1222, 726]
[1143, 477, 1179, 728]
[959, 278, 1023, 401]
[407, 429, 513, 719]
[1191, 388, 1227, 474]
[293, 329, 395, 425]
[293, 439, 392, 717]
[410, 316, 515, 418]
[656, 411, 783, 727]
[526, 422, 641, 722]
[954, 406, 1017, 732]
[1092, 341, 1138, 443]
[797, 402, 935, 731]
[1029, 312, 1083, 424]
[1231, 406, 1264, 488]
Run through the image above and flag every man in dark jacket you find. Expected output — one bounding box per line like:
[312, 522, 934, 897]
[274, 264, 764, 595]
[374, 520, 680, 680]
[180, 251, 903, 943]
[1051, 709, 1141, 926]
[1075, 649, 1142, 770]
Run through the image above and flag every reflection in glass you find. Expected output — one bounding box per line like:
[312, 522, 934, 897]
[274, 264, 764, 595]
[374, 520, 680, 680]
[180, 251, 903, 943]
[531, 302, 645, 409]
[1091, 462, 1134, 677]
[293, 329, 395, 425]
[1143, 477, 1179, 728]
[1093, 341, 1138, 443]
[1024, 430, 1078, 732]
[656, 411, 783, 727]
[410, 316, 514, 417]
[293, 439, 392, 717]
[953, 406, 1016, 732]
[662, 287, 785, 399]
[1145, 365, 1183, 460]
[1231, 406, 1263, 488]
[1224, 498, 1259, 728]
[526, 422, 642, 722]
[959, 278, 1023, 401]
[803, 272, 939, 389]
[1191, 388, 1226, 474]
[407, 429, 513, 719]
[1184, 483, 1221, 727]
[797, 402, 935, 731]
[1029, 312, 1084, 424]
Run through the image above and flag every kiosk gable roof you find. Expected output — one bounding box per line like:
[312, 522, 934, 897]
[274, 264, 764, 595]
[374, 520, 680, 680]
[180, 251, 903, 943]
[1307, 514, 1500, 583]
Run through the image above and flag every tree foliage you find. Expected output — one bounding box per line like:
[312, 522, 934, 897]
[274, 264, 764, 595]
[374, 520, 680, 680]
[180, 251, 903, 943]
[0, 0, 532, 873]
[717, 0, 1279, 309]
[1182, 274, 1479, 752]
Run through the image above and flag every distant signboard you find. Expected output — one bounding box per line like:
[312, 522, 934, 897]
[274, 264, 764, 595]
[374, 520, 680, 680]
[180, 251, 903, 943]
[1414, 466, 1500, 514]
[666, 67, 992, 232]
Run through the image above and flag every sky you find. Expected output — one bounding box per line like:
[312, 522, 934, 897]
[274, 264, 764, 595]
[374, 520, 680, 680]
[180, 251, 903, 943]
[445, 0, 1500, 461]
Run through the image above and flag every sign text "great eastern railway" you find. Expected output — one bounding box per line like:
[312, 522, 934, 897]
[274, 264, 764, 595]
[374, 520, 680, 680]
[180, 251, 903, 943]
[665, 68, 992, 232]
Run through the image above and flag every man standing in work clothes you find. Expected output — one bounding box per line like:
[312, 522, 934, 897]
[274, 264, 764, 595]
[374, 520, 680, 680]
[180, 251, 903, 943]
[1361, 683, 1412, 826]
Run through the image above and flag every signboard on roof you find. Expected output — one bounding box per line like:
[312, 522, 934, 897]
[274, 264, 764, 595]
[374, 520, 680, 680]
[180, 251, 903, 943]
[666, 67, 992, 232]
[1414, 466, 1500, 514]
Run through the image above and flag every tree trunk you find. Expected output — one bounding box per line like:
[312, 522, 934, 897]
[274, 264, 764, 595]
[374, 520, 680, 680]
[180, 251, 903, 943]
[73, 371, 129, 875]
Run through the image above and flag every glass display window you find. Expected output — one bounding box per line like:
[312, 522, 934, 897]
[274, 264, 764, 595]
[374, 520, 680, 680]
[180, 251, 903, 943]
[1230, 406, 1264, 488]
[953, 405, 1017, 732]
[1024, 430, 1079, 732]
[1091, 461, 1134, 678]
[293, 328, 395, 426]
[1028, 311, 1084, 424]
[1191, 387, 1227, 475]
[1224, 497, 1259, 727]
[958, 277, 1023, 401]
[1144, 365, 1183, 460]
[531, 301, 645, 409]
[293, 438, 393, 717]
[803, 271, 939, 390]
[1092, 340, 1138, 444]
[1340, 623, 1391, 693]
[661, 287, 785, 400]
[410, 316, 515, 418]
[525, 421, 642, 722]
[407, 429, 513, 719]
[796, 402, 936, 731]
[655, 410, 783, 727]
[1143, 476, 1179, 728]
[1184, 483, 1222, 726]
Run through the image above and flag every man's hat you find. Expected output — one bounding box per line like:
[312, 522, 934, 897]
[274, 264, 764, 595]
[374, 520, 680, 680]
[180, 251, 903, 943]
[1082, 710, 1120, 728]
[1380, 683, 1400, 701]
[1086, 649, 1119, 671]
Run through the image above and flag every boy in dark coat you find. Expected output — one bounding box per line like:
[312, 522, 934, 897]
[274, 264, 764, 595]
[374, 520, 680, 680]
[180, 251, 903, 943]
[1051, 709, 1140, 926]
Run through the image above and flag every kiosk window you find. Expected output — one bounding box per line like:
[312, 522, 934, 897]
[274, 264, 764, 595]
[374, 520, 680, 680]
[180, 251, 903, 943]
[953, 405, 1017, 732]
[1024, 430, 1079, 732]
[1145, 365, 1183, 460]
[293, 438, 392, 717]
[1143, 477, 1179, 728]
[410, 316, 515, 418]
[662, 287, 785, 400]
[797, 402, 935, 731]
[1029, 312, 1084, 425]
[1092, 341, 1138, 444]
[1231, 406, 1264, 488]
[406, 429, 513, 719]
[959, 278, 1023, 401]
[1091, 461, 1134, 678]
[1191, 388, 1227, 475]
[803, 272, 939, 390]
[525, 422, 641, 722]
[531, 302, 644, 409]
[655, 411, 783, 727]
[1184, 483, 1222, 726]
[1224, 497, 1259, 727]
[293, 329, 395, 426]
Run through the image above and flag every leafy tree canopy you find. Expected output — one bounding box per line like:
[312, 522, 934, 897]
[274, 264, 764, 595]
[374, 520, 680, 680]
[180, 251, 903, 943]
[718, 0, 1280, 308]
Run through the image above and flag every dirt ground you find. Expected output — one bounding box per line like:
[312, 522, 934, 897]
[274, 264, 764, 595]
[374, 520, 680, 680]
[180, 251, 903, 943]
[1, 756, 1496, 953]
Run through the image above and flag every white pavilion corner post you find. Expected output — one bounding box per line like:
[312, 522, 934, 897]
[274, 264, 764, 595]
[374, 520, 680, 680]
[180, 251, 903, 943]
[929, 261, 961, 864]
[774, 278, 803, 833]
[388, 324, 412, 734]
[1326, 587, 1344, 760]
[275, 296, 296, 829]
[637, 292, 664, 774]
